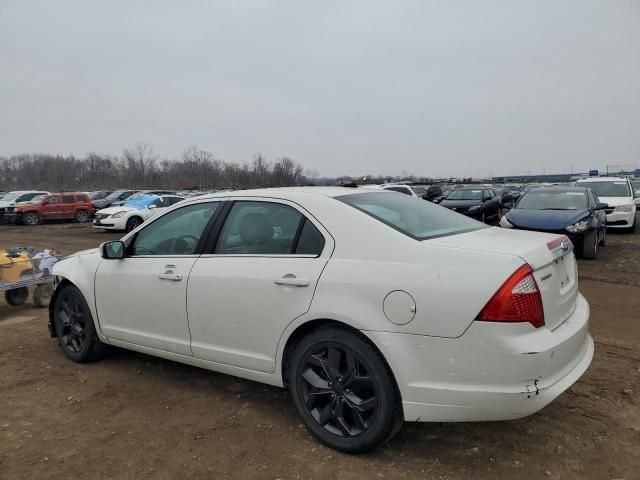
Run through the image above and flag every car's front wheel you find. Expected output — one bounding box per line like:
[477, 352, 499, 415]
[125, 216, 143, 232]
[287, 326, 402, 453]
[52, 284, 107, 362]
[582, 230, 598, 259]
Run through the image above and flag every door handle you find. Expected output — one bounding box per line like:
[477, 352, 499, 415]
[274, 276, 310, 287]
[158, 272, 182, 281]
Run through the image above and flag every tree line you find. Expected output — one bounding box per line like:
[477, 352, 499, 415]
[0, 143, 306, 192]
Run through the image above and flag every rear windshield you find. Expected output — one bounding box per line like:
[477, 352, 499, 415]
[576, 181, 631, 197]
[337, 192, 486, 240]
[516, 190, 587, 210]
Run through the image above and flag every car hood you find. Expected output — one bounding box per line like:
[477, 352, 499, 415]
[59, 247, 99, 261]
[96, 206, 137, 215]
[439, 199, 482, 208]
[596, 197, 632, 207]
[506, 209, 590, 230]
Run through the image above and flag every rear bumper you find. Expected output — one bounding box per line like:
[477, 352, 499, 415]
[364, 292, 592, 422]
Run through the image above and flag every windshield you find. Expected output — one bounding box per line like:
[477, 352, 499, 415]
[104, 191, 126, 200]
[516, 190, 587, 210]
[124, 195, 159, 209]
[1, 192, 21, 202]
[576, 181, 631, 198]
[337, 192, 486, 240]
[446, 189, 483, 201]
[412, 186, 429, 196]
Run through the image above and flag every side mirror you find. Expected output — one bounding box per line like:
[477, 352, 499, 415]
[503, 202, 513, 210]
[595, 202, 608, 210]
[100, 240, 125, 259]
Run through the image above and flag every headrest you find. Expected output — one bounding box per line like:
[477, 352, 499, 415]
[238, 213, 273, 244]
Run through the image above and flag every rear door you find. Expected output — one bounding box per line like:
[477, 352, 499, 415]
[61, 195, 76, 219]
[187, 198, 334, 373]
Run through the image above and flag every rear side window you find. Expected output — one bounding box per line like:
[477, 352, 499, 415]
[216, 201, 317, 255]
[337, 192, 486, 240]
[76, 195, 89, 202]
[62, 195, 75, 204]
[295, 220, 325, 255]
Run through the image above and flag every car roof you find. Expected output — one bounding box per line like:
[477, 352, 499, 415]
[187, 186, 383, 201]
[525, 186, 589, 193]
[575, 176, 629, 182]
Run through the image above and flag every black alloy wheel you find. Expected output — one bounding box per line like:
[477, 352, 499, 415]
[53, 285, 106, 362]
[288, 326, 402, 453]
[300, 344, 378, 438]
[126, 216, 143, 232]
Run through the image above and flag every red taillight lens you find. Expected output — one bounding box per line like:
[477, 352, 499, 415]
[477, 264, 545, 328]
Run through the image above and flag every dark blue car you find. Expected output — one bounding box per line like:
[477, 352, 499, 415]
[500, 186, 608, 259]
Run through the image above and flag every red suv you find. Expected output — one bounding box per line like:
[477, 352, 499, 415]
[10, 193, 95, 225]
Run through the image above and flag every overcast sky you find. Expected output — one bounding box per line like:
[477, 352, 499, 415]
[1, 1, 639, 178]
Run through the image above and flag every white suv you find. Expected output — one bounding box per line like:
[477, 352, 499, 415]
[574, 177, 638, 232]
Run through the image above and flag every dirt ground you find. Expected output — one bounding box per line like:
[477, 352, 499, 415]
[1, 220, 639, 480]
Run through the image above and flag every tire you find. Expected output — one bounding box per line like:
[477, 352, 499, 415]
[33, 284, 53, 308]
[74, 210, 89, 223]
[287, 326, 402, 453]
[125, 216, 143, 232]
[481, 211, 486, 223]
[600, 227, 607, 246]
[52, 284, 107, 362]
[5, 287, 29, 306]
[582, 230, 598, 260]
[23, 212, 39, 226]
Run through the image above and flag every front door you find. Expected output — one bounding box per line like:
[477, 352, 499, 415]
[41, 196, 62, 220]
[187, 199, 333, 373]
[95, 201, 221, 355]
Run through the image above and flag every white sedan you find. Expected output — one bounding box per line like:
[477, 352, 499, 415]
[49, 187, 593, 453]
[93, 195, 185, 232]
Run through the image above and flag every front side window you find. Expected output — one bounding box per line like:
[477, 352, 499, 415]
[338, 192, 486, 240]
[216, 201, 309, 255]
[130, 202, 219, 256]
[62, 195, 75, 204]
[47, 196, 60, 204]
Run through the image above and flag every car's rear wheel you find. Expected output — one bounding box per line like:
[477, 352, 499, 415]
[583, 230, 598, 259]
[126, 216, 143, 232]
[52, 284, 106, 362]
[23, 213, 39, 225]
[74, 210, 89, 223]
[287, 326, 402, 453]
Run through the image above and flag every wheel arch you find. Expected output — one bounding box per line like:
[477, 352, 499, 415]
[279, 318, 403, 408]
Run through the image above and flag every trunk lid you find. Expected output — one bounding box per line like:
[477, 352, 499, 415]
[428, 227, 578, 330]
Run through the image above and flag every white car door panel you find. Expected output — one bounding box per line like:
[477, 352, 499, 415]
[95, 201, 221, 355]
[187, 199, 334, 373]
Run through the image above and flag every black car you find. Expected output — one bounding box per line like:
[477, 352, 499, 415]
[439, 187, 501, 223]
[500, 186, 607, 259]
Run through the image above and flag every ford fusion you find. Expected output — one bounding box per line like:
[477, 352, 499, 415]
[49, 187, 593, 453]
[500, 186, 608, 259]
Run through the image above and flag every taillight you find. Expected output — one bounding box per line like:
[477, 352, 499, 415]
[477, 264, 545, 328]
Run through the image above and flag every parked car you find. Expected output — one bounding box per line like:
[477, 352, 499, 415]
[431, 184, 459, 204]
[87, 190, 112, 201]
[500, 187, 607, 259]
[574, 177, 638, 232]
[109, 190, 176, 207]
[0, 190, 50, 222]
[439, 186, 501, 223]
[49, 187, 592, 453]
[631, 180, 640, 207]
[380, 184, 443, 202]
[94, 194, 185, 232]
[92, 190, 137, 210]
[491, 185, 518, 204]
[9, 192, 95, 225]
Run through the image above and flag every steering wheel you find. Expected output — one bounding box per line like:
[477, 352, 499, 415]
[171, 234, 199, 254]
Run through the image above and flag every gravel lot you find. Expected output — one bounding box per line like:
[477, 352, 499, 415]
[1, 220, 639, 480]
